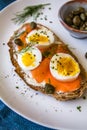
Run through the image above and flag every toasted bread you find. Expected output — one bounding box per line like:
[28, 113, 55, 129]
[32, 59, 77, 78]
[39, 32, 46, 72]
[8, 22, 87, 101]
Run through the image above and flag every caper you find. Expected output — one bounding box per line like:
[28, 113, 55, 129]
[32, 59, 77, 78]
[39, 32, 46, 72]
[64, 7, 87, 31]
[82, 23, 86, 28]
[30, 21, 37, 29]
[80, 26, 85, 31]
[85, 11, 87, 16]
[80, 13, 86, 21]
[77, 7, 85, 13]
[44, 83, 55, 94]
[65, 17, 72, 25]
[68, 13, 73, 19]
[73, 15, 81, 26]
[80, 21, 84, 26]
[80, 23, 86, 30]
[85, 27, 87, 31]
[85, 21, 87, 26]
[71, 25, 79, 29]
[72, 10, 80, 15]
[14, 38, 23, 46]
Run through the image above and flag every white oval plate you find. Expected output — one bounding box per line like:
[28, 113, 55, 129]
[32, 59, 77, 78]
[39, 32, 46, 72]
[0, 0, 87, 130]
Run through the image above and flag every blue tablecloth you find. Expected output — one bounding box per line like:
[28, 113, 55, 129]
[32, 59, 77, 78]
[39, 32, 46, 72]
[0, 0, 55, 130]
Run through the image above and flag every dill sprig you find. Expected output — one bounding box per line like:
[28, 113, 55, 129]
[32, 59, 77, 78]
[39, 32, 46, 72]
[12, 3, 51, 24]
[18, 46, 31, 54]
[17, 45, 36, 54]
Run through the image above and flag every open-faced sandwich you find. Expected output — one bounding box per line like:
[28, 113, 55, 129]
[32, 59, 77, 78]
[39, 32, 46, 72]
[8, 22, 87, 101]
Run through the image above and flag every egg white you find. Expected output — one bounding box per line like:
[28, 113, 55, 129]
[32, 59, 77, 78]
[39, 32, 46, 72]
[17, 47, 42, 70]
[50, 53, 80, 82]
[26, 26, 54, 48]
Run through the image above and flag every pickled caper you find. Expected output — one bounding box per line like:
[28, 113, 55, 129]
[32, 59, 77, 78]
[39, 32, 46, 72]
[72, 10, 80, 15]
[85, 11, 87, 16]
[73, 15, 81, 26]
[85, 27, 87, 31]
[65, 17, 72, 25]
[44, 83, 55, 94]
[64, 6, 87, 31]
[68, 13, 73, 19]
[30, 21, 37, 29]
[85, 21, 87, 26]
[71, 25, 78, 29]
[80, 26, 84, 31]
[80, 26, 85, 31]
[77, 7, 85, 13]
[14, 38, 23, 46]
[80, 13, 86, 21]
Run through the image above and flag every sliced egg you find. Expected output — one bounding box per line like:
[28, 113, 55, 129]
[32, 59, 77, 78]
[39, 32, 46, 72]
[50, 53, 80, 82]
[26, 26, 54, 48]
[17, 47, 42, 70]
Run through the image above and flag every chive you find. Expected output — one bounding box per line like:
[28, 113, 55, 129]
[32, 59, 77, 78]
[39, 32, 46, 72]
[48, 7, 51, 10]
[18, 46, 34, 54]
[16, 86, 19, 89]
[77, 106, 82, 112]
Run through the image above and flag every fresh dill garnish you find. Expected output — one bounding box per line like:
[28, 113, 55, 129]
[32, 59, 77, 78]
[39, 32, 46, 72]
[12, 3, 51, 24]
[17, 46, 35, 54]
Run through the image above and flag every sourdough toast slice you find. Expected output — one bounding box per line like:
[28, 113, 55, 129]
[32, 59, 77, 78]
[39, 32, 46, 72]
[8, 22, 87, 101]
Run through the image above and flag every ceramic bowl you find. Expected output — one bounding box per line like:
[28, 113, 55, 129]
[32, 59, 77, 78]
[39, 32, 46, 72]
[58, 0, 87, 39]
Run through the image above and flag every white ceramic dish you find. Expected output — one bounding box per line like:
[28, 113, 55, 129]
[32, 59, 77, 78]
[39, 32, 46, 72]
[0, 0, 87, 130]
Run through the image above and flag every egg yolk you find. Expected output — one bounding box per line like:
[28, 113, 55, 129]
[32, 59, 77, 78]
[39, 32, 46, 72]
[28, 33, 49, 44]
[22, 52, 35, 66]
[57, 57, 80, 76]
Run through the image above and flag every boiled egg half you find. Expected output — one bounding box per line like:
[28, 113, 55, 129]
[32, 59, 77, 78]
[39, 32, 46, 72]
[17, 46, 42, 70]
[50, 53, 80, 82]
[26, 26, 54, 48]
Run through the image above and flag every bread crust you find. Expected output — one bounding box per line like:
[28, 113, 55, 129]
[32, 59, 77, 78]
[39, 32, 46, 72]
[8, 23, 87, 101]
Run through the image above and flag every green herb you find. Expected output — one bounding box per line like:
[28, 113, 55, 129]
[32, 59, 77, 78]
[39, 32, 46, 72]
[18, 46, 31, 53]
[77, 106, 82, 112]
[12, 3, 51, 24]
[14, 31, 25, 38]
[16, 86, 19, 89]
[18, 46, 35, 54]
[42, 51, 50, 58]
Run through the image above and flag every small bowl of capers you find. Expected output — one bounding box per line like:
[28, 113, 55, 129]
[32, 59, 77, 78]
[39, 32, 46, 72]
[58, 0, 87, 39]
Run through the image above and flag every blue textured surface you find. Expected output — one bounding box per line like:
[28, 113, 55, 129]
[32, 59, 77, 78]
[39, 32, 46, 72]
[0, 0, 55, 130]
